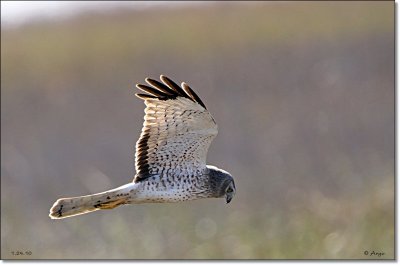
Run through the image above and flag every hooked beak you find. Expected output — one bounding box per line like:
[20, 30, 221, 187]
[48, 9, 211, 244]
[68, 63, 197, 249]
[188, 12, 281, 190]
[225, 194, 233, 204]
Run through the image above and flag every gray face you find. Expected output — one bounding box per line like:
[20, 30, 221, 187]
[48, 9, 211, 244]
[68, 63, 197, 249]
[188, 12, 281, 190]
[207, 166, 236, 203]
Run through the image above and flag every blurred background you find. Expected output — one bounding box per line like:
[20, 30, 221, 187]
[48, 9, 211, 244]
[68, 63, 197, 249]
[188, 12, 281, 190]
[1, 1, 394, 259]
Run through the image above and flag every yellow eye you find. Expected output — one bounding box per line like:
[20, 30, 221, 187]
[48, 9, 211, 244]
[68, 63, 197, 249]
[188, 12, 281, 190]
[227, 187, 233, 193]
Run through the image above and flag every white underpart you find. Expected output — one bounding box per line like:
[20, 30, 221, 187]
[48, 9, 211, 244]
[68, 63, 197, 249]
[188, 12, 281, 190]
[129, 174, 209, 203]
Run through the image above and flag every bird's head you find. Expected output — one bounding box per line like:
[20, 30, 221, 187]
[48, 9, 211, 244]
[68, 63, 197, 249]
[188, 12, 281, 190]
[207, 165, 236, 204]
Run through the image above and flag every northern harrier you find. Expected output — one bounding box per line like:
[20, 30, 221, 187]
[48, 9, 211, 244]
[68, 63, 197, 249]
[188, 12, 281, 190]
[49, 75, 235, 219]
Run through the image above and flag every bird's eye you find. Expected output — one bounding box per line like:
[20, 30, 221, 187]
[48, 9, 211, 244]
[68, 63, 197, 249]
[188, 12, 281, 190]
[227, 187, 233, 193]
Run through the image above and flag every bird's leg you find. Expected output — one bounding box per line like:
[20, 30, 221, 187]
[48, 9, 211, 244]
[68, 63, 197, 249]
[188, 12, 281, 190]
[93, 198, 128, 210]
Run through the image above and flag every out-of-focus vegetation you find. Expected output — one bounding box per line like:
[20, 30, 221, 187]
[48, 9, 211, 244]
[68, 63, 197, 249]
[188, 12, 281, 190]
[1, 2, 394, 259]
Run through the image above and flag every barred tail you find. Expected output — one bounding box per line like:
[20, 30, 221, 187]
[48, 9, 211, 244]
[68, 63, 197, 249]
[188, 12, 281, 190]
[49, 183, 135, 219]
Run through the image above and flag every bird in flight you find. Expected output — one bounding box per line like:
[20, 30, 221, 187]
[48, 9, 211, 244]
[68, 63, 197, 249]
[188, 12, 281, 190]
[49, 75, 235, 219]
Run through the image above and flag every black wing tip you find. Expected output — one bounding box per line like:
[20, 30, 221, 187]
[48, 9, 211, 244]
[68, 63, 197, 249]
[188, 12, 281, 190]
[135, 93, 157, 100]
[181, 82, 207, 109]
[135, 75, 207, 109]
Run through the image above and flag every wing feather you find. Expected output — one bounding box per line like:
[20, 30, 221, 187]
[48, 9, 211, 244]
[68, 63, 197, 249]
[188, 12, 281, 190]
[160, 75, 188, 98]
[136, 84, 168, 98]
[145, 78, 176, 96]
[135, 93, 158, 100]
[133, 75, 218, 182]
[181, 82, 207, 110]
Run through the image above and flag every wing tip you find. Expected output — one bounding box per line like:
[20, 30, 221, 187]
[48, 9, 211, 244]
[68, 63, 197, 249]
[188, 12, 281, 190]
[135, 75, 207, 109]
[181, 82, 207, 109]
[135, 93, 157, 100]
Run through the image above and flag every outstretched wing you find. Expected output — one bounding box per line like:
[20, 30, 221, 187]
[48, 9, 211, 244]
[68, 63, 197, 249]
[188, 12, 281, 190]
[133, 75, 218, 183]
